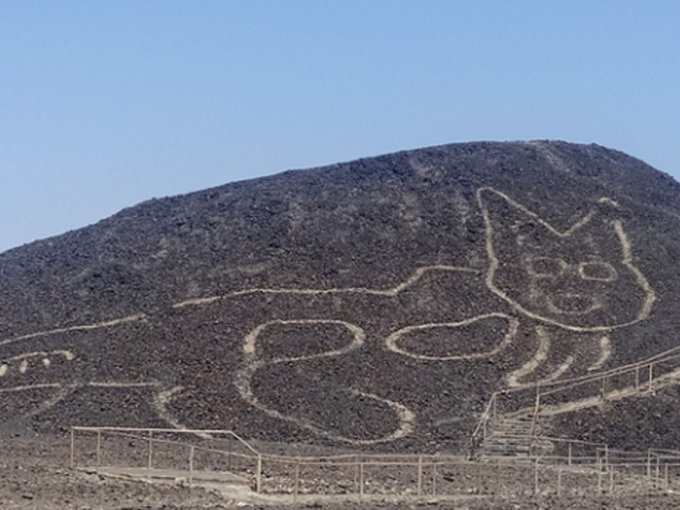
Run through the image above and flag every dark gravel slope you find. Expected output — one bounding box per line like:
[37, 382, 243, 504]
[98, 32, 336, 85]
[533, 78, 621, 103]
[2, 140, 680, 452]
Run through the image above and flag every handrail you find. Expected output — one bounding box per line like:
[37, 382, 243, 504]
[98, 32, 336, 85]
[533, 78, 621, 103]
[70, 426, 680, 498]
[71, 426, 261, 455]
[471, 342, 680, 466]
[471, 392, 497, 447]
[501, 349, 680, 397]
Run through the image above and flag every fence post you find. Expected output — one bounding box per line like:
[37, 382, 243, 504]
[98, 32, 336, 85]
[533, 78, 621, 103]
[417, 456, 423, 496]
[70, 428, 75, 470]
[359, 459, 364, 499]
[477, 461, 483, 494]
[354, 455, 359, 494]
[432, 458, 437, 496]
[635, 364, 640, 390]
[494, 460, 501, 499]
[568, 442, 572, 466]
[294, 458, 300, 502]
[256, 454, 262, 494]
[648, 363, 654, 392]
[96, 430, 102, 473]
[534, 458, 539, 496]
[228, 437, 233, 471]
[557, 468, 562, 497]
[609, 468, 614, 495]
[656, 455, 661, 489]
[665, 463, 669, 490]
[189, 445, 194, 488]
[531, 383, 541, 436]
[604, 444, 609, 471]
[597, 468, 603, 493]
[647, 450, 652, 479]
[147, 430, 154, 470]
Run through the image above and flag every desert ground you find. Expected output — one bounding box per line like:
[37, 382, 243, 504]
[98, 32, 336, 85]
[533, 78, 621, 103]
[3, 431, 680, 510]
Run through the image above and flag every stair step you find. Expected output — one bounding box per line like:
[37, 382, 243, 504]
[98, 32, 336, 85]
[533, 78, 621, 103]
[478, 411, 554, 459]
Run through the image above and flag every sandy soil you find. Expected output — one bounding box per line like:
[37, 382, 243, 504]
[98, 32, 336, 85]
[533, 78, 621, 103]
[3, 431, 680, 510]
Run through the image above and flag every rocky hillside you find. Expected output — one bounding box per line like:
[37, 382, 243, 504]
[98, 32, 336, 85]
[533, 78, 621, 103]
[2, 140, 680, 452]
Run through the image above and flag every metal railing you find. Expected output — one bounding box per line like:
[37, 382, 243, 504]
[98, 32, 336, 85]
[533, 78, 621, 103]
[472, 346, 680, 450]
[70, 426, 680, 500]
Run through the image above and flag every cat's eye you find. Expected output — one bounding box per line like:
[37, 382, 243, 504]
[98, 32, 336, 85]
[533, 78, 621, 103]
[525, 257, 566, 277]
[578, 261, 618, 282]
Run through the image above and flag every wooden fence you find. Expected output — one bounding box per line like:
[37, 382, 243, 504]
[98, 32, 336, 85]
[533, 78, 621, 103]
[473, 347, 680, 447]
[70, 427, 680, 500]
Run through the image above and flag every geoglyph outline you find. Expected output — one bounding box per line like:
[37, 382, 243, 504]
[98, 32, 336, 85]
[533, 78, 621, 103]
[0, 186, 659, 443]
[477, 187, 656, 332]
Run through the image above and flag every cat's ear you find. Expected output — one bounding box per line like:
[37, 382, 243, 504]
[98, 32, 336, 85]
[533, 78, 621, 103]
[476, 188, 568, 250]
[476, 187, 611, 246]
[477, 187, 629, 259]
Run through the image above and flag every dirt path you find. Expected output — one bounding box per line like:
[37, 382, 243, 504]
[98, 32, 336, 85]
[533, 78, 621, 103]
[2, 432, 680, 509]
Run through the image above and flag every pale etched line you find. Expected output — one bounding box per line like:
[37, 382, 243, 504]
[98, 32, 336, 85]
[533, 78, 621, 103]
[478, 187, 655, 332]
[506, 326, 550, 388]
[21, 385, 76, 419]
[236, 318, 412, 445]
[152, 386, 204, 434]
[243, 319, 365, 362]
[0, 381, 161, 394]
[538, 367, 680, 418]
[433, 415, 468, 427]
[0, 382, 74, 422]
[526, 141, 572, 175]
[614, 220, 656, 321]
[533, 356, 575, 385]
[478, 187, 598, 239]
[173, 265, 481, 309]
[587, 336, 612, 372]
[235, 363, 415, 445]
[577, 261, 618, 282]
[0, 383, 63, 393]
[505, 347, 680, 393]
[385, 313, 518, 361]
[0, 314, 147, 347]
[3, 350, 75, 362]
[546, 295, 603, 316]
[86, 381, 162, 388]
[348, 390, 415, 443]
[1, 379, 183, 430]
[498, 354, 680, 424]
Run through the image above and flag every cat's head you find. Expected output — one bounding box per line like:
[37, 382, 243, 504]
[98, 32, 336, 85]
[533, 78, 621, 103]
[477, 188, 655, 331]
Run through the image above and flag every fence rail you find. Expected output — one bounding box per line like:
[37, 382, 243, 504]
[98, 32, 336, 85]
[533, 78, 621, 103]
[70, 426, 680, 500]
[472, 347, 680, 449]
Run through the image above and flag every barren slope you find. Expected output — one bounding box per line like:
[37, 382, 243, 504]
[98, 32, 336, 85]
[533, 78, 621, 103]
[2, 141, 680, 452]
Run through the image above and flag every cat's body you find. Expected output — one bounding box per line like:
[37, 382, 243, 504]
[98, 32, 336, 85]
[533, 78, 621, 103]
[208, 187, 655, 444]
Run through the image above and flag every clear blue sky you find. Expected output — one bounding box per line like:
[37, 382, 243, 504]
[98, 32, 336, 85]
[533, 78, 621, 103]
[1, 1, 679, 253]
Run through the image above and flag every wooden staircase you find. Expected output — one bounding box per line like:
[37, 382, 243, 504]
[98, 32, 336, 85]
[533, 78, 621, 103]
[477, 411, 554, 459]
[472, 346, 680, 461]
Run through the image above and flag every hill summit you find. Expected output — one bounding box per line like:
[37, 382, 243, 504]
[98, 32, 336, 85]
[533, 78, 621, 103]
[2, 140, 680, 452]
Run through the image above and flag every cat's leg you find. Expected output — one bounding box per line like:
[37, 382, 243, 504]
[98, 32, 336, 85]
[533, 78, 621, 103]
[383, 313, 522, 443]
[235, 319, 415, 444]
[0, 340, 81, 429]
[506, 326, 613, 388]
[506, 326, 553, 388]
[0, 320, 180, 430]
[385, 313, 518, 361]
